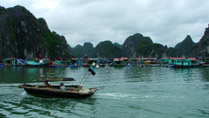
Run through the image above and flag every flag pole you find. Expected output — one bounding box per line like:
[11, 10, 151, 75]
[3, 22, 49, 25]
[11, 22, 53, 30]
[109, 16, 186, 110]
[80, 62, 97, 85]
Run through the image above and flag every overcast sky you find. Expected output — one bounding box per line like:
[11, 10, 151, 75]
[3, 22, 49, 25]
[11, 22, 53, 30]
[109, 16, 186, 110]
[1, 0, 209, 47]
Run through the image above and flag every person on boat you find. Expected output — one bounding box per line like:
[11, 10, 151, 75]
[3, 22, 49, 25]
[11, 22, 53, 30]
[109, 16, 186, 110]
[60, 83, 66, 90]
[45, 81, 51, 88]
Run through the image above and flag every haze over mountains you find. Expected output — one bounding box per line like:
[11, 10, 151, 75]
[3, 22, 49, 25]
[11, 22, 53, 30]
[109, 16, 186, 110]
[71, 30, 209, 59]
[0, 5, 209, 60]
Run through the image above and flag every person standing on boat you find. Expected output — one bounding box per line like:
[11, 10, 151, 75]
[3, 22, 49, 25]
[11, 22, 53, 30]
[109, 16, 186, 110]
[45, 81, 51, 88]
[60, 83, 66, 90]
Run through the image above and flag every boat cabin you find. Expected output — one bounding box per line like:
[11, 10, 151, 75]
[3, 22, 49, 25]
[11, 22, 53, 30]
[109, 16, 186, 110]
[172, 59, 192, 67]
[3, 58, 17, 66]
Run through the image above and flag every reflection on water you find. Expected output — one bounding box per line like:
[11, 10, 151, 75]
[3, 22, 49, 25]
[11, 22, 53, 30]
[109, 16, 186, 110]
[18, 96, 97, 117]
[0, 67, 209, 118]
[202, 68, 209, 82]
[0, 67, 81, 83]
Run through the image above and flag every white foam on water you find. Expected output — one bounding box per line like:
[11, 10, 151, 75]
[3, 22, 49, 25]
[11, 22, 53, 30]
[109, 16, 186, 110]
[21, 91, 26, 96]
[97, 93, 138, 99]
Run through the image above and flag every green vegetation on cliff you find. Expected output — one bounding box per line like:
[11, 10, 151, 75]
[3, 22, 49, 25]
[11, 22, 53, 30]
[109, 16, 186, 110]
[94, 41, 122, 58]
[0, 5, 70, 59]
[175, 35, 195, 57]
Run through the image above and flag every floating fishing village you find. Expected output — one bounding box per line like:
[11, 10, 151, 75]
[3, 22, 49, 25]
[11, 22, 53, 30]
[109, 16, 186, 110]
[0, 56, 208, 68]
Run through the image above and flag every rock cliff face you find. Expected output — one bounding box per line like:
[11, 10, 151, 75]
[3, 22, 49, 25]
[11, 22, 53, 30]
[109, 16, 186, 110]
[114, 42, 122, 49]
[174, 35, 195, 57]
[191, 26, 209, 58]
[71, 44, 85, 58]
[83, 42, 94, 57]
[0, 5, 70, 60]
[71, 42, 94, 58]
[148, 43, 169, 58]
[122, 33, 153, 57]
[94, 41, 122, 58]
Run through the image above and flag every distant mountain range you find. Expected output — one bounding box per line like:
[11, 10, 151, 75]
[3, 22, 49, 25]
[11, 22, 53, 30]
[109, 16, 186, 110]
[70, 27, 209, 59]
[0, 5, 209, 60]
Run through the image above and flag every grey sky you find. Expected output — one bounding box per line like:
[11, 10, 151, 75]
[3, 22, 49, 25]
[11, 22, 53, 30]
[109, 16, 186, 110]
[1, 0, 209, 47]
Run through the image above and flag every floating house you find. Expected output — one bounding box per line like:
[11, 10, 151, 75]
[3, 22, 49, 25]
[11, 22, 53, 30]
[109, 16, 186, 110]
[136, 58, 159, 66]
[2, 58, 24, 66]
[69, 58, 82, 68]
[159, 57, 205, 68]
[99, 58, 108, 67]
[100, 58, 113, 66]
[83, 58, 99, 67]
[159, 58, 170, 64]
[172, 58, 192, 67]
[2, 58, 17, 66]
[120, 57, 129, 63]
[120, 57, 133, 67]
[51, 59, 63, 67]
[112, 58, 125, 67]
[128, 58, 138, 65]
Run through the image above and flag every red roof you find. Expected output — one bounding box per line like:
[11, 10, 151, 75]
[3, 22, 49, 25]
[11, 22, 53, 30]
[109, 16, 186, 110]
[135, 58, 155, 60]
[120, 57, 128, 60]
[114, 58, 120, 61]
[188, 58, 197, 61]
[170, 57, 186, 60]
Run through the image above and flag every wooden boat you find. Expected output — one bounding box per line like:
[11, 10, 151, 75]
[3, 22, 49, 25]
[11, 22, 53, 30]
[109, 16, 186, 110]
[19, 84, 98, 98]
[19, 63, 103, 98]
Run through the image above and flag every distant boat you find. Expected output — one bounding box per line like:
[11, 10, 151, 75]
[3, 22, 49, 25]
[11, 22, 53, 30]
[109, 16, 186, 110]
[25, 59, 48, 66]
[188, 58, 205, 67]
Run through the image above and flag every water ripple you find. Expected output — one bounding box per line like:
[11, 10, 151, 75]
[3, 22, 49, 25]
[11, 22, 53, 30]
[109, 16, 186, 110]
[0, 67, 209, 118]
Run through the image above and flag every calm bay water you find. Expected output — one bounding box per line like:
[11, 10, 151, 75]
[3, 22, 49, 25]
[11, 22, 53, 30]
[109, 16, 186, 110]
[0, 66, 209, 118]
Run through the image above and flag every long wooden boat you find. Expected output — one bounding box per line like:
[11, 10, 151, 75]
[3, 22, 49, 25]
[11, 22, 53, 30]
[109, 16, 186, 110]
[19, 84, 97, 98]
[19, 63, 103, 98]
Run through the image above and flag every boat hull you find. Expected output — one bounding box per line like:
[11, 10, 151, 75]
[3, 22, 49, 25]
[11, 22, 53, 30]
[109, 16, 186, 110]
[20, 85, 97, 98]
[173, 65, 192, 68]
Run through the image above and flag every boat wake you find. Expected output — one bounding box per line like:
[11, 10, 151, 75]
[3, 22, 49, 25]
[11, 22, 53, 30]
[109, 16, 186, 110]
[97, 93, 138, 99]
[97, 92, 186, 100]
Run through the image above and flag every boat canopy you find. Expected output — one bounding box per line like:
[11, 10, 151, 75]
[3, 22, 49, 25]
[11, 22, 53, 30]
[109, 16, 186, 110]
[37, 77, 75, 82]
